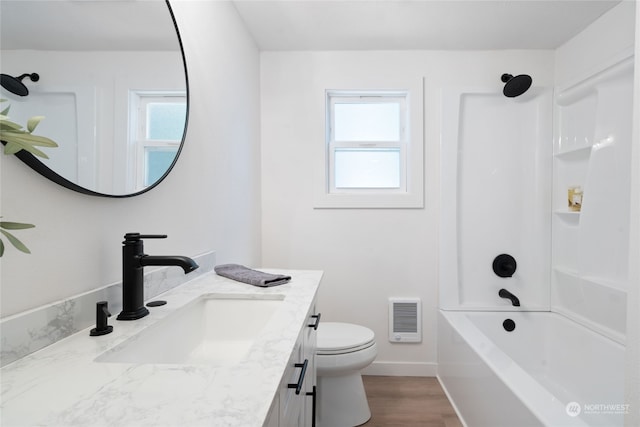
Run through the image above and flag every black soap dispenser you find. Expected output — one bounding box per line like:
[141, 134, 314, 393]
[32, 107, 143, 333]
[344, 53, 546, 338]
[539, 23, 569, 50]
[90, 301, 113, 336]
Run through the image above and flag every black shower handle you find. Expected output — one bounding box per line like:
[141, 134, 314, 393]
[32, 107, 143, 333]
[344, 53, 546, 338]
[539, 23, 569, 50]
[493, 254, 517, 277]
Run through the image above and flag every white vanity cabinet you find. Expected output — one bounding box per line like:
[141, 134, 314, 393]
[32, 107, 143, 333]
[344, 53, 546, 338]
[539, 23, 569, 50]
[265, 301, 319, 427]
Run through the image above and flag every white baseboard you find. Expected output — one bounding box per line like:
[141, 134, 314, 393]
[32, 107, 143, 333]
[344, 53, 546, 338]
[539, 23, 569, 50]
[362, 361, 437, 377]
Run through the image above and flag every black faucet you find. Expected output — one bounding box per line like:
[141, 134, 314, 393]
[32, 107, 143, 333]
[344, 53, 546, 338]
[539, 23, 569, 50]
[117, 233, 199, 320]
[498, 288, 520, 306]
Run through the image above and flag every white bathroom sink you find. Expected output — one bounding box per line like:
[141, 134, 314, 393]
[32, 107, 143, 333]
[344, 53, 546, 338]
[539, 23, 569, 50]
[97, 294, 285, 366]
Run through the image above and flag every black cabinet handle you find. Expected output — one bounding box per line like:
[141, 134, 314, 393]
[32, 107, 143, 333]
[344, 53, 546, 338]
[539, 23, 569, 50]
[308, 313, 321, 330]
[306, 385, 317, 427]
[288, 359, 308, 395]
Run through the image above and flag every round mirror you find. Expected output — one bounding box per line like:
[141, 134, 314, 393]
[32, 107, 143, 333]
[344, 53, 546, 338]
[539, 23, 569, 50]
[0, 0, 188, 197]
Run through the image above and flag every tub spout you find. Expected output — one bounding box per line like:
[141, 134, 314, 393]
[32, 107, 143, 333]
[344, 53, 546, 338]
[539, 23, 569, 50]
[499, 288, 520, 306]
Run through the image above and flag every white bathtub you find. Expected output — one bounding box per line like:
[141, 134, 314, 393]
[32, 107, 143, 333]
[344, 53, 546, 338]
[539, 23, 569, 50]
[437, 311, 626, 427]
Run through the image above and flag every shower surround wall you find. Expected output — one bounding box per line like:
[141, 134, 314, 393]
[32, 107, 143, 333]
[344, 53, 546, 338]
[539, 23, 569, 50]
[437, 3, 636, 425]
[551, 57, 634, 343]
[439, 88, 552, 310]
[551, 1, 636, 345]
[436, 0, 636, 344]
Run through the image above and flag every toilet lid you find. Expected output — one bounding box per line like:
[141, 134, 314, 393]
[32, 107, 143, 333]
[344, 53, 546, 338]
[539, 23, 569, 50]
[317, 322, 375, 353]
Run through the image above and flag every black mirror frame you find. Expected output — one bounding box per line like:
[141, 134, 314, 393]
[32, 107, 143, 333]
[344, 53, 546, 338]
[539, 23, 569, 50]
[1, 0, 189, 198]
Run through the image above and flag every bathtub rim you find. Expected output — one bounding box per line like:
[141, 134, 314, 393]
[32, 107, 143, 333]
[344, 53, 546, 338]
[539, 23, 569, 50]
[436, 309, 623, 427]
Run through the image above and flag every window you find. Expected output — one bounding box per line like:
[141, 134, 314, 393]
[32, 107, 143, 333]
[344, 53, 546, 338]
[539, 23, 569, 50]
[329, 95, 406, 191]
[316, 89, 423, 208]
[130, 92, 186, 190]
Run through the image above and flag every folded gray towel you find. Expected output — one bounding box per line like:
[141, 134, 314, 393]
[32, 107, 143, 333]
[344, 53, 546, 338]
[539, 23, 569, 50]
[214, 264, 291, 287]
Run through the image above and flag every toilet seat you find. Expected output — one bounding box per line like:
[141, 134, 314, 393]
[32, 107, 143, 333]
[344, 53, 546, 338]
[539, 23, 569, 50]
[317, 322, 376, 355]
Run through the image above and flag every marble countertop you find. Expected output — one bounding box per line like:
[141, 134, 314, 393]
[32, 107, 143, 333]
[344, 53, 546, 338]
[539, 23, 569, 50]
[1, 270, 322, 427]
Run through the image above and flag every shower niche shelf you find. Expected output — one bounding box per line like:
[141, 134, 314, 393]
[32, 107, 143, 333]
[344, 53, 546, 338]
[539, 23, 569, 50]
[554, 145, 592, 158]
[552, 146, 590, 213]
[553, 210, 580, 217]
[553, 210, 580, 225]
[553, 266, 623, 289]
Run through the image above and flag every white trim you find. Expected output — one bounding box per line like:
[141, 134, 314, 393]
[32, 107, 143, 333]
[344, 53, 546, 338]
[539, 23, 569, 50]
[315, 81, 425, 209]
[362, 361, 437, 377]
[137, 142, 180, 188]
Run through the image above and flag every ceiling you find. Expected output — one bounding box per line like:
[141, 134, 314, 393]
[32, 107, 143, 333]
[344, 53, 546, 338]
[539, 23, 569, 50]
[232, 0, 624, 51]
[0, 0, 624, 52]
[0, 1, 179, 51]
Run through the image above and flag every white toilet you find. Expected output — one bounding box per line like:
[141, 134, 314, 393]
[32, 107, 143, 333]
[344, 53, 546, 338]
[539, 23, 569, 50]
[316, 322, 378, 427]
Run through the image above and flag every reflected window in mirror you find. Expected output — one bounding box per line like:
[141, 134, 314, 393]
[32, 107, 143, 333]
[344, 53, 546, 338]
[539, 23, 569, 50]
[130, 91, 186, 192]
[0, 0, 188, 197]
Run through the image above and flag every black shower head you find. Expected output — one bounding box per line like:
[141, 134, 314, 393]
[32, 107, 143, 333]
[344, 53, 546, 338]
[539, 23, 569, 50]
[0, 73, 40, 96]
[501, 73, 532, 98]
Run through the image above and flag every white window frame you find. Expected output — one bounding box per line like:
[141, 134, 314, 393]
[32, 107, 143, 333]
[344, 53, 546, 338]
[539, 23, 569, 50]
[128, 91, 186, 191]
[315, 85, 424, 209]
[328, 93, 407, 193]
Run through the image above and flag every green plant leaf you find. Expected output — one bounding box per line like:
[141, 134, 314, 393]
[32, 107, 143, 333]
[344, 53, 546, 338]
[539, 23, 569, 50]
[0, 229, 31, 254]
[3, 141, 49, 158]
[0, 119, 25, 131]
[5, 139, 44, 157]
[25, 146, 48, 158]
[27, 116, 44, 133]
[3, 141, 24, 155]
[0, 101, 58, 160]
[11, 133, 58, 147]
[2, 133, 57, 158]
[0, 221, 35, 230]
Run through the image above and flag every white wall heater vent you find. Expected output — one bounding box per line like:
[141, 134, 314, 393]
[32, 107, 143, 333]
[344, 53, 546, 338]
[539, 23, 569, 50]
[388, 298, 422, 343]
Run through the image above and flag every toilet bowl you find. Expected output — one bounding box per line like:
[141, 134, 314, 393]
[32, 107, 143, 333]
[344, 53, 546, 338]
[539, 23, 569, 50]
[316, 322, 377, 427]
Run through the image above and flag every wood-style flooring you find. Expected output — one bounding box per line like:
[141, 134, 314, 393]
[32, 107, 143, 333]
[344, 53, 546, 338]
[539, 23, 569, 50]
[362, 376, 463, 427]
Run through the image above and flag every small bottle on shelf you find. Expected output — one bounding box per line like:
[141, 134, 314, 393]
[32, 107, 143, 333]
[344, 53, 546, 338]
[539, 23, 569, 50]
[568, 186, 583, 212]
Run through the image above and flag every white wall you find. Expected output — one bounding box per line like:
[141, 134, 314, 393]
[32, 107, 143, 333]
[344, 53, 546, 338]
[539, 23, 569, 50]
[0, 1, 261, 317]
[260, 50, 554, 375]
[625, 3, 640, 425]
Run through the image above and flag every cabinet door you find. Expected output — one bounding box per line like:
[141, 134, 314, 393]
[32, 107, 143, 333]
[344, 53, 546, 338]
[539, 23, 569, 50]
[263, 395, 279, 427]
[280, 332, 306, 427]
[303, 305, 320, 427]
[276, 299, 320, 427]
